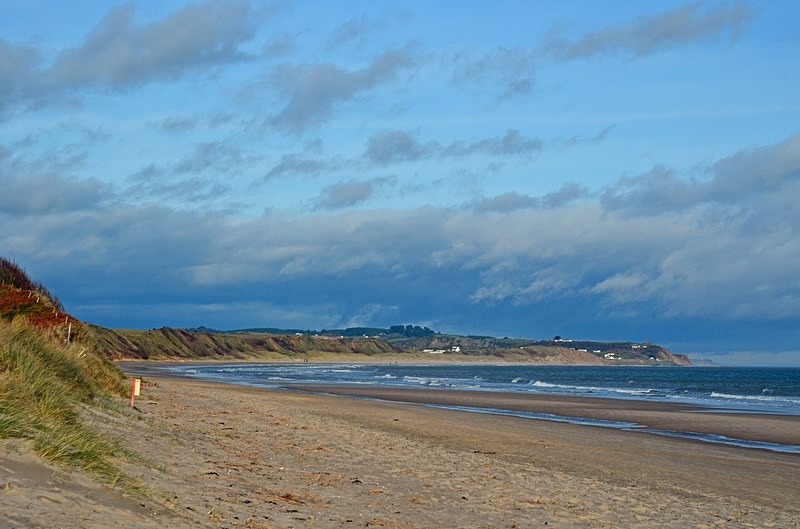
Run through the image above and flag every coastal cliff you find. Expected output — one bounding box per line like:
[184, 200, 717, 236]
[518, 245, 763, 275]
[91, 325, 403, 361]
[90, 325, 691, 365]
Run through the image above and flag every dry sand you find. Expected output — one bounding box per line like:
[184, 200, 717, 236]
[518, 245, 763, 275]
[2, 375, 799, 528]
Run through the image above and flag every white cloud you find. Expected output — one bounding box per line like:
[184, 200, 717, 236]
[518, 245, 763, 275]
[0, 1, 261, 113]
[365, 130, 430, 165]
[0, 40, 42, 111]
[270, 47, 416, 131]
[313, 176, 397, 210]
[48, 1, 258, 88]
[545, 1, 752, 60]
[7, 134, 798, 328]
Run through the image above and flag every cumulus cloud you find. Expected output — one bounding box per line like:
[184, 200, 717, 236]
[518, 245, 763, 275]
[588, 272, 650, 306]
[0, 174, 108, 215]
[450, 134, 800, 322]
[540, 182, 591, 208]
[4, 134, 799, 351]
[601, 133, 800, 213]
[472, 266, 579, 305]
[0, 41, 43, 112]
[270, 47, 416, 131]
[1, 0, 260, 113]
[48, 1, 258, 88]
[365, 130, 430, 165]
[545, 1, 752, 60]
[710, 133, 800, 199]
[313, 176, 397, 210]
[471, 192, 540, 213]
[600, 165, 702, 213]
[0, 143, 107, 214]
[472, 183, 588, 213]
[589, 134, 800, 320]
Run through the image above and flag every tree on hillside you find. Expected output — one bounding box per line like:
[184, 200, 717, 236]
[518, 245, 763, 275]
[389, 324, 435, 337]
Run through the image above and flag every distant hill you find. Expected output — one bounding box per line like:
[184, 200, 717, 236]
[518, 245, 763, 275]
[389, 334, 691, 366]
[91, 326, 407, 362]
[148, 324, 692, 366]
[0, 256, 690, 366]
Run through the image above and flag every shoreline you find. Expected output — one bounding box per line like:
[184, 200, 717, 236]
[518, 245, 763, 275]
[120, 362, 800, 451]
[287, 385, 800, 451]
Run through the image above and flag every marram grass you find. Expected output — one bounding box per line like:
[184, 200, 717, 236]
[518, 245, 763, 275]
[0, 317, 128, 483]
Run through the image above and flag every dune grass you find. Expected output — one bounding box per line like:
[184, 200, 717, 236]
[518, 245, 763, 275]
[0, 257, 64, 311]
[0, 317, 130, 483]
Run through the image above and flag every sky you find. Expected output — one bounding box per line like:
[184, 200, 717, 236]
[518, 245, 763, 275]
[1, 1, 799, 366]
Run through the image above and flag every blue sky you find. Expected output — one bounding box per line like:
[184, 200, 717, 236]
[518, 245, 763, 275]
[1, 1, 799, 366]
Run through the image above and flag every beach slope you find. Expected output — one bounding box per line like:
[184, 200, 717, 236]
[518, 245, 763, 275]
[5, 376, 795, 528]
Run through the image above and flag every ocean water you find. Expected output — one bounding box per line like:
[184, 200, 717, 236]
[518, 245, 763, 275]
[163, 363, 800, 416]
[157, 363, 800, 453]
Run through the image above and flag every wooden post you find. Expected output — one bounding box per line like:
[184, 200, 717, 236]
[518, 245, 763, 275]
[130, 378, 141, 407]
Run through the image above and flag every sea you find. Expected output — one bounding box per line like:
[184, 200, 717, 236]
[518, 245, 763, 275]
[157, 363, 800, 453]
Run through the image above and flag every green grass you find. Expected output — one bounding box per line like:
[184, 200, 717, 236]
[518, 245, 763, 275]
[0, 317, 130, 484]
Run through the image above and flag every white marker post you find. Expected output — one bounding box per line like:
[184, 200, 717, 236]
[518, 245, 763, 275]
[130, 378, 141, 408]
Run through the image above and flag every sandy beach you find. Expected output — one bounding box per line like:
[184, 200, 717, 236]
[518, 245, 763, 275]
[2, 374, 799, 528]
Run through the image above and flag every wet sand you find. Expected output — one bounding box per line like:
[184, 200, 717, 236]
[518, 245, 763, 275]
[3, 376, 799, 528]
[293, 385, 800, 447]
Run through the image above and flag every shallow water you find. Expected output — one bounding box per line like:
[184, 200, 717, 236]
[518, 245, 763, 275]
[163, 363, 800, 415]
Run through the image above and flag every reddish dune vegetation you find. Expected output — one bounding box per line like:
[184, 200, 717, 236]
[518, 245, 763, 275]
[0, 283, 79, 332]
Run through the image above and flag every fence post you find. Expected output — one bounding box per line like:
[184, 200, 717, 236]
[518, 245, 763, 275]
[130, 378, 141, 407]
